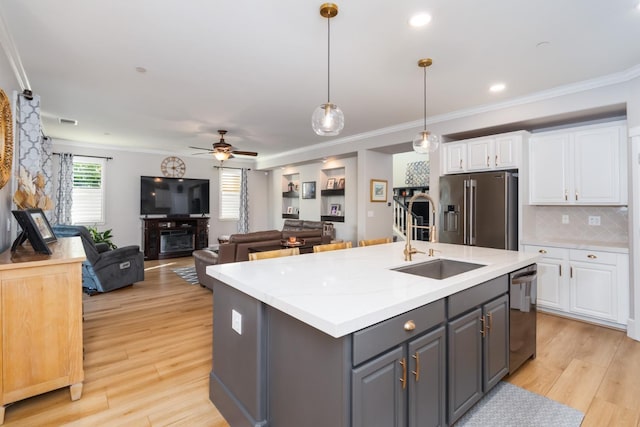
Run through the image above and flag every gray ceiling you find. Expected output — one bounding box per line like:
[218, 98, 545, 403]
[1, 1, 639, 161]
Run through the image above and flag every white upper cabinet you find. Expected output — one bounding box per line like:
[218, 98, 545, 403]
[441, 131, 525, 175]
[529, 122, 627, 205]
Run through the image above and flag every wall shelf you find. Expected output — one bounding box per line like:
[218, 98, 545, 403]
[321, 215, 344, 223]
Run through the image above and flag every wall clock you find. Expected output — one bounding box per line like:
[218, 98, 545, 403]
[0, 89, 13, 190]
[161, 156, 186, 178]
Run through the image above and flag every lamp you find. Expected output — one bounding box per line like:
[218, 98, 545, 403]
[214, 151, 231, 162]
[412, 58, 439, 154]
[312, 3, 344, 136]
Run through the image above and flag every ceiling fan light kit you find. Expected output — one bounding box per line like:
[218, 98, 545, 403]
[189, 129, 258, 164]
[312, 3, 344, 137]
[412, 58, 440, 154]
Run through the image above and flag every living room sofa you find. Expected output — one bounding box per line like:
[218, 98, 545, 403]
[193, 221, 333, 288]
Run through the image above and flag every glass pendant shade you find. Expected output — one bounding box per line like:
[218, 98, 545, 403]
[412, 130, 440, 154]
[312, 103, 344, 136]
[214, 151, 231, 162]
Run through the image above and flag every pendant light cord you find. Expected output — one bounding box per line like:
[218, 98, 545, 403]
[327, 14, 331, 104]
[423, 65, 427, 131]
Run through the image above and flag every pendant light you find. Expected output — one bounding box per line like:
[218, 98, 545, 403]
[412, 58, 440, 153]
[312, 3, 344, 136]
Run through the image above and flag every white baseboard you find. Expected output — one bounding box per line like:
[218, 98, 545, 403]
[627, 318, 640, 342]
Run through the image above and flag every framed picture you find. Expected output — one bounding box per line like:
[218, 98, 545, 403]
[302, 181, 316, 199]
[286, 206, 293, 214]
[326, 178, 336, 190]
[330, 203, 341, 215]
[338, 178, 345, 189]
[11, 208, 57, 254]
[370, 179, 388, 202]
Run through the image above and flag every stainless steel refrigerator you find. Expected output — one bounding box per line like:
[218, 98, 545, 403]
[439, 171, 518, 250]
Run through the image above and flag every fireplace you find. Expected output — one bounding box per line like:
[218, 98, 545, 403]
[160, 229, 195, 254]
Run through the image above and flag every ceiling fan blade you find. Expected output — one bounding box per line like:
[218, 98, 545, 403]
[189, 146, 213, 152]
[231, 150, 258, 156]
[192, 152, 211, 156]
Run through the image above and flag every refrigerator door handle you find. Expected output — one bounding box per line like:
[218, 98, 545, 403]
[463, 179, 468, 245]
[469, 179, 477, 245]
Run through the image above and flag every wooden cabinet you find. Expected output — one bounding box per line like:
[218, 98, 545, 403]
[352, 326, 446, 427]
[0, 237, 85, 424]
[442, 132, 524, 175]
[142, 217, 209, 260]
[447, 276, 509, 425]
[523, 244, 628, 326]
[529, 122, 627, 205]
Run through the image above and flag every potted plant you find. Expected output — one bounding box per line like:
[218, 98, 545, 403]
[87, 226, 117, 249]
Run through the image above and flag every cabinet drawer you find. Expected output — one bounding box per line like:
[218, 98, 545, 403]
[447, 275, 508, 319]
[352, 299, 445, 366]
[569, 249, 617, 265]
[523, 245, 566, 259]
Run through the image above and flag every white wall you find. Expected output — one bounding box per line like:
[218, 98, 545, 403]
[392, 151, 431, 188]
[357, 150, 394, 242]
[51, 140, 267, 248]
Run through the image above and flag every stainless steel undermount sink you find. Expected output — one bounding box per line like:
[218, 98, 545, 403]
[392, 258, 485, 280]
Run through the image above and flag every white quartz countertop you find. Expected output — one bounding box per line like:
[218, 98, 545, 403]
[520, 238, 629, 254]
[207, 241, 540, 338]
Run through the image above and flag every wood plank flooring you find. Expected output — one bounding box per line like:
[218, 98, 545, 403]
[3, 256, 639, 426]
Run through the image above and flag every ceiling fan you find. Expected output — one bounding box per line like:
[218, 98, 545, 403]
[190, 130, 258, 162]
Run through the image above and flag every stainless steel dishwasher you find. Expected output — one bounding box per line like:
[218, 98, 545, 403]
[509, 264, 537, 373]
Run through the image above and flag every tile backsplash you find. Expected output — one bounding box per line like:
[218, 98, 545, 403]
[521, 205, 629, 244]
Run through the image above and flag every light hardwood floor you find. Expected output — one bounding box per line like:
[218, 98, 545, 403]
[3, 256, 639, 426]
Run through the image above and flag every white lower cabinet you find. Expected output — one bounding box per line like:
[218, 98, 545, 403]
[523, 244, 628, 327]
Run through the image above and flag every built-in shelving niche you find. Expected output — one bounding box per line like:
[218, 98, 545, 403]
[282, 173, 300, 219]
[320, 167, 345, 223]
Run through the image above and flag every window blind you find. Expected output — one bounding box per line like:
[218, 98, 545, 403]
[72, 157, 106, 224]
[219, 168, 241, 220]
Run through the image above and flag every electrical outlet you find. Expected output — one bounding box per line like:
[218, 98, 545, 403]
[232, 309, 242, 335]
[588, 216, 601, 226]
[561, 215, 569, 224]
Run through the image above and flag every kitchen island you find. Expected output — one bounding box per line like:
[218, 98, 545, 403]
[207, 241, 539, 427]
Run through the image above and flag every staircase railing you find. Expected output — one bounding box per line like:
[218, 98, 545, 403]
[393, 198, 427, 241]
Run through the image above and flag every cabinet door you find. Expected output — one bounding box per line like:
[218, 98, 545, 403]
[573, 125, 624, 204]
[408, 326, 446, 427]
[570, 262, 617, 321]
[352, 346, 405, 427]
[529, 133, 571, 204]
[536, 258, 566, 310]
[467, 139, 493, 171]
[494, 135, 519, 169]
[447, 308, 482, 424]
[443, 142, 466, 174]
[483, 295, 509, 391]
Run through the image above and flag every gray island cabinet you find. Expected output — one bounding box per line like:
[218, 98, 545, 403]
[207, 242, 539, 427]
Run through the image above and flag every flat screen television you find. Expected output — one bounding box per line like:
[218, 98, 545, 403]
[140, 176, 210, 216]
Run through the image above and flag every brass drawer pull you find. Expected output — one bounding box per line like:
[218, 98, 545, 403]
[587, 254, 597, 259]
[495, 154, 498, 166]
[486, 156, 490, 167]
[404, 320, 416, 331]
[480, 315, 486, 337]
[538, 249, 547, 254]
[487, 312, 493, 332]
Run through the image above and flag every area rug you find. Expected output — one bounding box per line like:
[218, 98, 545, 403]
[172, 266, 199, 285]
[456, 382, 584, 426]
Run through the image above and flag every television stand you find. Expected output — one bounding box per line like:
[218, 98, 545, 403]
[141, 217, 209, 260]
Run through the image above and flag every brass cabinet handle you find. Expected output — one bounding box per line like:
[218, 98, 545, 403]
[495, 154, 498, 166]
[486, 156, 490, 167]
[459, 159, 463, 169]
[487, 312, 493, 332]
[565, 190, 568, 201]
[480, 315, 486, 337]
[412, 352, 420, 382]
[404, 320, 416, 331]
[587, 254, 597, 259]
[570, 266, 573, 278]
[399, 357, 407, 389]
[559, 264, 562, 277]
[575, 191, 578, 201]
[538, 249, 547, 254]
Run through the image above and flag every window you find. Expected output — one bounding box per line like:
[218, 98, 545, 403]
[72, 156, 106, 224]
[219, 168, 241, 220]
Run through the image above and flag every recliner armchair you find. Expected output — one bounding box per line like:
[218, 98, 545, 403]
[52, 225, 145, 294]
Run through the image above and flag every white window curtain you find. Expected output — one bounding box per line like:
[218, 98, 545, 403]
[219, 168, 241, 221]
[237, 168, 249, 233]
[53, 152, 73, 224]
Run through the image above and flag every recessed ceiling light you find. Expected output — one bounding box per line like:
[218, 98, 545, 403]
[409, 13, 432, 27]
[135, 66, 147, 73]
[489, 83, 506, 93]
[536, 41, 551, 48]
